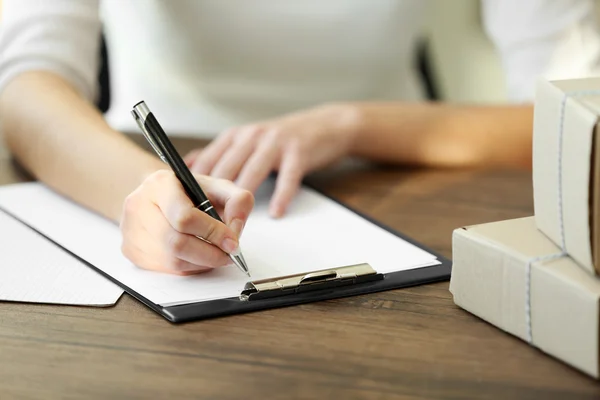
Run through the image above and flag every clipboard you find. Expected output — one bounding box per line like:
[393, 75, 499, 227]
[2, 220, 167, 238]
[4, 183, 450, 323]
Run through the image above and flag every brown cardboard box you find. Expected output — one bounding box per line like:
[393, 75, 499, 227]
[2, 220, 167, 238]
[450, 216, 600, 378]
[532, 78, 600, 274]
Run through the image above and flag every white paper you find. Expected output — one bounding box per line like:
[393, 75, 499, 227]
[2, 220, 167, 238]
[0, 209, 122, 306]
[0, 180, 439, 306]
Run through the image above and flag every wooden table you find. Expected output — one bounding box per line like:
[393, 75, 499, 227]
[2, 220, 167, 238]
[1, 136, 599, 399]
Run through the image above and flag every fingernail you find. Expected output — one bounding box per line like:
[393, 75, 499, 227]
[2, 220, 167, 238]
[222, 238, 239, 254]
[230, 218, 245, 236]
[269, 206, 282, 219]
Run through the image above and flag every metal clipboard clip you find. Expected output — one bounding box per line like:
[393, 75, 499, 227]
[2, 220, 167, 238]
[240, 263, 383, 301]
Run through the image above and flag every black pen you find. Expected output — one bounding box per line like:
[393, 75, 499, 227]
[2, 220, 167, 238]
[131, 101, 250, 277]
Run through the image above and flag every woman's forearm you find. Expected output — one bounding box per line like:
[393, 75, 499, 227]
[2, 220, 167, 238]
[349, 102, 533, 169]
[0, 71, 164, 221]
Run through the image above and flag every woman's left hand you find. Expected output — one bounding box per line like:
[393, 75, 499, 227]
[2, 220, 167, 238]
[184, 104, 361, 218]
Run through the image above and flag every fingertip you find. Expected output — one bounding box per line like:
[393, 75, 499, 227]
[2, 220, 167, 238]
[221, 237, 240, 254]
[269, 203, 284, 219]
[240, 190, 256, 215]
[175, 267, 213, 276]
[183, 149, 200, 167]
[271, 176, 300, 220]
[230, 218, 245, 237]
[216, 253, 236, 269]
[270, 186, 295, 218]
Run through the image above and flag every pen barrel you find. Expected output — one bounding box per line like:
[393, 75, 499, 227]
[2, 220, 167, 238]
[143, 113, 223, 222]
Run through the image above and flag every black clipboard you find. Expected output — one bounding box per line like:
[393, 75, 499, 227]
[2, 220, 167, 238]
[0, 185, 451, 324]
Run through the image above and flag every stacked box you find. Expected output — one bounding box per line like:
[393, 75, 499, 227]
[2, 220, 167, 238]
[450, 78, 600, 378]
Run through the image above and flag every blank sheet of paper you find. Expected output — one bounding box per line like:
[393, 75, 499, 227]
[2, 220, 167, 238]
[0, 209, 123, 306]
[0, 180, 439, 306]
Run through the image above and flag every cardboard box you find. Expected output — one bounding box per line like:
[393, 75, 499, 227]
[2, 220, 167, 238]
[532, 78, 600, 274]
[449, 216, 600, 378]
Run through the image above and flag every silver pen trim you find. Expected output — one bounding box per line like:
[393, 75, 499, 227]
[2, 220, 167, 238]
[230, 253, 250, 277]
[131, 102, 167, 163]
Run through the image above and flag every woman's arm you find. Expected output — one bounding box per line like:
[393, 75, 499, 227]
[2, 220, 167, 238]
[349, 102, 533, 169]
[0, 0, 159, 221]
[186, 100, 533, 218]
[0, 1, 253, 274]
[0, 71, 163, 222]
[1, 71, 254, 276]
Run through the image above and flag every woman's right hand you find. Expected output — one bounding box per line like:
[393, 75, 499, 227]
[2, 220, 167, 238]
[119, 170, 254, 275]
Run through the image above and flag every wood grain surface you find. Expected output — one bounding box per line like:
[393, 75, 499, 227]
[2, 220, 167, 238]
[0, 135, 599, 399]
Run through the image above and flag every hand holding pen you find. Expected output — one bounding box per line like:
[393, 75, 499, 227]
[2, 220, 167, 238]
[119, 102, 254, 276]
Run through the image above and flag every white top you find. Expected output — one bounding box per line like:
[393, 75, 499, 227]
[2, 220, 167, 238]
[1, 0, 600, 137]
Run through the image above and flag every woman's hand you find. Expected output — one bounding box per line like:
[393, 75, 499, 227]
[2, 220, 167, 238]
[184, 104, 361, 217]
[119, 170, 254, 275]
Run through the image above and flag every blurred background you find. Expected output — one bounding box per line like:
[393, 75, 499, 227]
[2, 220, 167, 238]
[423, 0, 506, 103]
[6, 0, 600, 108]
[0, 0, 508, 106]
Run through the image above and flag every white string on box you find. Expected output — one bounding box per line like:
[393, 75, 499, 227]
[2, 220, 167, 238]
[525, 89, 600, 344]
